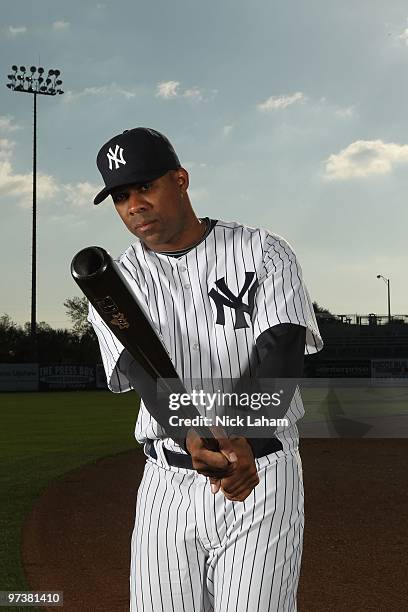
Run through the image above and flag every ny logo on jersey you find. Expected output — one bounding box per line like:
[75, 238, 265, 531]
[209, 272, 258, 329]
[107, 144, 126, 170]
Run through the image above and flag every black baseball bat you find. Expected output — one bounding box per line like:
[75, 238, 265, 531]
[70, 246, 218, 445]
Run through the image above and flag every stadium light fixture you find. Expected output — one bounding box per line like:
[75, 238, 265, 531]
[5, 65, 64, 352]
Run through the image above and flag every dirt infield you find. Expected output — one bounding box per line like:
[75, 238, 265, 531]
[21, 440, 408, 611]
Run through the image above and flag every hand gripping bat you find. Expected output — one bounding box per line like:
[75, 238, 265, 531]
[70, 246, 218, 448]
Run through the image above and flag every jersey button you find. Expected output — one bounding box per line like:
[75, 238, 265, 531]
[193, 343, 199, 350]
[184, 283, 191, 289]
[180, 265, 187, 272]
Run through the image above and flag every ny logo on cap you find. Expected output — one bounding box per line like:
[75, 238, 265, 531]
[107, 144, 126, 170]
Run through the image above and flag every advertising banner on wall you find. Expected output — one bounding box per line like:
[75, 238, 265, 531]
[39, 364, 96, 390]
[306, 359, 371, 378]
[0, 363, 39, 391]
[371, 359, 408, 378]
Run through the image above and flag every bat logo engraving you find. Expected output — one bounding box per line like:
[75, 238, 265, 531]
[95, 296, 130, 329]
[110, 312, 130, 330]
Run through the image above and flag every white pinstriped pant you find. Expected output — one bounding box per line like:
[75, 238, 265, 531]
[130, 449, 304, 612]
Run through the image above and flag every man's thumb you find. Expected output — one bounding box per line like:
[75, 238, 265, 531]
[217, 439, 238, 463]
[209, 426, 238, 463]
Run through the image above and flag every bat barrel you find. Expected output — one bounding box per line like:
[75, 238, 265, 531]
[70, 245, 179, 381]
[71, 246, 109, 279]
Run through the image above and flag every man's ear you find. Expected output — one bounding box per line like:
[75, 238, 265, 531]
[175, 168, 189, 191]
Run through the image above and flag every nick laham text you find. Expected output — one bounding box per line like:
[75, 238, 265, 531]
[168, 415, 289, 428]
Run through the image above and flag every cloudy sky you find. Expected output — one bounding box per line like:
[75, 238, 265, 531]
[1, 0, 407, 327]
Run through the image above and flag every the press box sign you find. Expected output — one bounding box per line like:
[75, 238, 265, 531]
[371, 359, 408, 378]
[0, 363, 39, 391]
[39, 364, 96, 390]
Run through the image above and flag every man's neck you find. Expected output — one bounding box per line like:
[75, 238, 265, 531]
[146, 217, 208, 253]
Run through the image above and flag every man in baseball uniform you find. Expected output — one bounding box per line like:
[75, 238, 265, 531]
[89, 127, 323, 611]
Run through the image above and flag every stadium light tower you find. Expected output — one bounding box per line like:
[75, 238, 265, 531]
[376, 274, 391, 323]
[6, 65, 63, 350]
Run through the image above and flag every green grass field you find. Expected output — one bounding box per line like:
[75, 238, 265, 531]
[0, 390, 140, 612]
[1, 386, 407, 611]
[301, 384, 408, 420]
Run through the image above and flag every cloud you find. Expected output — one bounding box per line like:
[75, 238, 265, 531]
[188, 188, 209, 202]
[62, 182, 99, 207]
[183, 161, 207, 169]
[257, 92, 305, 111]
[333, 106, 355, 119]
[324, 139, 408, 180]
[155, 81, 214, 102]
[222, 125, 234, 137]
[52, 21, 70, 31]
[8, 25, 27, 36]
[316, 98, 356, 119]
[63, 83, 136, 103]
[0, 139, 98, 208]
[398, 27, 408, 44]
[0, 160, 59, 208]
[183, 87, 204, 102]
[156, 81, 180, 99]
[0, 116, 20, 132]
[0, 138, 14, 161]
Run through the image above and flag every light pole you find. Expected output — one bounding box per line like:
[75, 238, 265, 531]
[6, 65, 63, 354]
[376, 274, 391, 323]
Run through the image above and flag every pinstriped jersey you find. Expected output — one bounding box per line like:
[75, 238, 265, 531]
[88, 219, 323, 453]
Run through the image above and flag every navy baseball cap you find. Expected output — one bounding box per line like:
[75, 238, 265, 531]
[93, 127, 181, 205]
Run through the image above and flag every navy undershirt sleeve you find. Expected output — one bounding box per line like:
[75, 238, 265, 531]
[245, 323, 306, 457]
[255, 323, 306, 378]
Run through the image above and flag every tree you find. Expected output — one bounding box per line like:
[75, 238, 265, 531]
[0, 314, 32, 361]
[64, 296, 92, 336]
[312, 301, 337, 320]
[0, 314, 18, 333]
[0, 311, 100, 363]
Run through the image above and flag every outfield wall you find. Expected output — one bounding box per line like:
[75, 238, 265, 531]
[0, 364, 39, 391]
[0, 363, 107, 391]
[1, 359, 407, 391]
